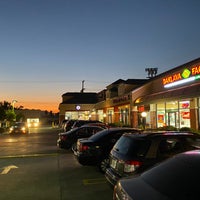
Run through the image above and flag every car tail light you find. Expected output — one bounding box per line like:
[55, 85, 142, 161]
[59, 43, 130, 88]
[79, 144, 89, 152]
[124, 160, 142, 173]
[61, 135, 67, 141]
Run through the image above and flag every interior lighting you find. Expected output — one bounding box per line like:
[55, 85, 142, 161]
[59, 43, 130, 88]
[141, 112, 147, 117]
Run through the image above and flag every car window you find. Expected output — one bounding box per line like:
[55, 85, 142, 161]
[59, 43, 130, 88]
[185, 137, 200, 149]
[76, 127, 88, 136]
[158, 138, 185, 158]
[113, 136, 151, 157]
[88, 127, 102, 134]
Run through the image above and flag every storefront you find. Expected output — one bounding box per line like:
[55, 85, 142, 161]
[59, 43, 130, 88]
[95, 94, 131, 126]
[132, 57, 200, 130]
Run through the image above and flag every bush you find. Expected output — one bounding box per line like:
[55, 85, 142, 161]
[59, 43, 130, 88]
[0, 127, 5, 133]
[179, 127, 200, 134]
[157, 126, 178, 131]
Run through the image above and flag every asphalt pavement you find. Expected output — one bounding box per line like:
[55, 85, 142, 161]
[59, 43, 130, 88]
[0, 126, 113, 200]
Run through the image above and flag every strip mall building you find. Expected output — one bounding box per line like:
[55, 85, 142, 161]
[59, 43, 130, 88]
[132, 57, 200, 130]
[59, 57, 200, 130]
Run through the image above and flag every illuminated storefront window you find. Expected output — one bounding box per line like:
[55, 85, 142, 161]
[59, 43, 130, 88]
[65, 111, 90, 120]
[156, 100, 190, 129]
[157, 103, 165, 127]
[119, 107, 129, 125]
[97, 110, 104, 122]
[107, 109, 114, 124]
[179, 101, 190, 128]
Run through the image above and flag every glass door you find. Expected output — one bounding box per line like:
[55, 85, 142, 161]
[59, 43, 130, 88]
[167, 112, 179, 128]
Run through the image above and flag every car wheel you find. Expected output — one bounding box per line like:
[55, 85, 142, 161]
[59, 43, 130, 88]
[71, 143, 77, 152]
[99, 158, 109, 173]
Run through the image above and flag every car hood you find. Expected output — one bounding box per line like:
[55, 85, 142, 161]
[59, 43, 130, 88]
[118, 176, 171, 200]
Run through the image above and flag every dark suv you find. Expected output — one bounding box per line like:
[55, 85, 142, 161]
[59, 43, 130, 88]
[73, 127, 141, 172]
[105, 131, 200, 186]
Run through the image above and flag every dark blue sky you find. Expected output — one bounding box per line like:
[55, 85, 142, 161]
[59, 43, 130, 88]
[0, 0, 199, 112]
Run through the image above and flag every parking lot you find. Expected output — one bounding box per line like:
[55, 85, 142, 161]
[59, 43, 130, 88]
[0, 127, 113, 200]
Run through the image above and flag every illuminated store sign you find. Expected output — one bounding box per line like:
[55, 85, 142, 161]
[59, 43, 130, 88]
[163, 66, 200, 88]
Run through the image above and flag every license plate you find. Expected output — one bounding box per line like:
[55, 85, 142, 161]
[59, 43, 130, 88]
[110, 159, 117, 169]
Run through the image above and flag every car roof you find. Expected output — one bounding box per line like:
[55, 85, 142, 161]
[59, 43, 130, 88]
[122, 131, 198, 139]
[106, 127, 141, 131]
[119, 149, 200, 199]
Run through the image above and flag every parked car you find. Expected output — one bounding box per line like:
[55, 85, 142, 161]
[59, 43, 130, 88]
[113, 149, 200, 200]
[9, 122, 29, 135]
[105, 131, 200, 186]
[63, 119, 77, 132]
[73, 128, 142, 172]
[57, 125, 105, 149]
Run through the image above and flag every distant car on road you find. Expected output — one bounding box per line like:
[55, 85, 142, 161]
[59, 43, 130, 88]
[57, 125, 105, 150]
[74, 127, 142, 172]
[105, 131, 200, 187]
[113, 149, 200, 200]
[9, 122, 29, 135]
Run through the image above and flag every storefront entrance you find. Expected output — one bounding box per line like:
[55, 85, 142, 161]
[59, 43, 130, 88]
[156, 100, 191, 129]
[167, 112, 179, 127]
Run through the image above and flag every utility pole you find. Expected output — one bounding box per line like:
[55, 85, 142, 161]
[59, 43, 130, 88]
[80, 80, 85, 93]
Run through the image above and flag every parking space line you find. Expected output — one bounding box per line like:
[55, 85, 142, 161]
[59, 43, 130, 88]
[83, 178, 107, 185]
[0, 153, 58, 159]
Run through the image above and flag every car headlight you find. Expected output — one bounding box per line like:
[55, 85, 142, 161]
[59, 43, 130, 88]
[21, 127, 26, 131]
[113, 182, 130, 200]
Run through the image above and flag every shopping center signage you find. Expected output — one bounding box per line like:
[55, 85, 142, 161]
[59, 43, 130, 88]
[163, 65, 200, 88]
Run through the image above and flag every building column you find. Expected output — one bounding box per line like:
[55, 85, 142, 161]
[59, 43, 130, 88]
[132, 106, 138, 128]
[190, 98, 199, 130]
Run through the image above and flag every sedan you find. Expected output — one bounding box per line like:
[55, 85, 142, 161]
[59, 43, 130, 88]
[113, 150, 200, 200]
[73, 128, 141, 172]
[9, 122, 29, 135]
[57, 125, 105, 150]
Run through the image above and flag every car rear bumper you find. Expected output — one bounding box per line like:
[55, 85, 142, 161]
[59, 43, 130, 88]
[105, 167, 121, 187]
[74, 151, 98, 165]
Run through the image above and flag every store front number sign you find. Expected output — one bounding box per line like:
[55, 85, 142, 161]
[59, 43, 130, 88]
[163, 65, 200, 88]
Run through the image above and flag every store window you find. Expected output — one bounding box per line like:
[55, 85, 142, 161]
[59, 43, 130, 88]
[156, 100, 191, 129]
[119, 107, 129, 125]
[157, 103, 165, 127]
[65, 111, 90, 120]
[179, 101, 190, 128]
[107, 109, 114, 124]
[97, 110, 104, 122]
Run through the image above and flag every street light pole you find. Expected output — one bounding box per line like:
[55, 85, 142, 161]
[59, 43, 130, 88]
[12, 100, 18, 112]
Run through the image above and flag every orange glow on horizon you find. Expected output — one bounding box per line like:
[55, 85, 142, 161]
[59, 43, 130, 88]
[15, 101, 59, 113]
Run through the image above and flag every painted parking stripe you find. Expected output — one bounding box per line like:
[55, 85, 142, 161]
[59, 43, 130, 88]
[83, 178, 107, 185]
[0, 153, 58, 159]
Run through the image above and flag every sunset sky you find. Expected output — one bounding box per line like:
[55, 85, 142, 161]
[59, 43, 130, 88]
[0, 0, 200, 113]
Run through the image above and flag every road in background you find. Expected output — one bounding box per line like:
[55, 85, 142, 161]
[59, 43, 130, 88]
[0, 126, 113, 200]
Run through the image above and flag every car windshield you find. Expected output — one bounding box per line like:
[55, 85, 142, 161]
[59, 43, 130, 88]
[141, 155, 200, 198]
[14, 122, 25, 127]
[113, 136, 150, 157]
